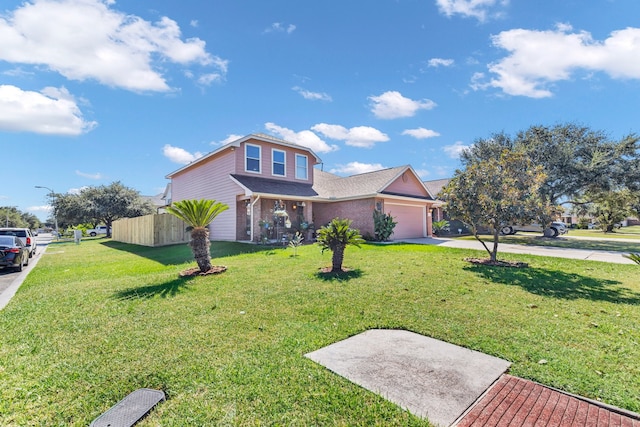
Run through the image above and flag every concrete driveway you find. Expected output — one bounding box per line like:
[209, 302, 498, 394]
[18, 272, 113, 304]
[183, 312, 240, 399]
[399, 237, 637, 264]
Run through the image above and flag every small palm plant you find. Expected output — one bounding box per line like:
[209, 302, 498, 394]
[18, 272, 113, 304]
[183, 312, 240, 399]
[316, 218, 364, 273]
[288, 231, 304, 257]
[624, 253, 640, 265]
[166, 199, 229, 273]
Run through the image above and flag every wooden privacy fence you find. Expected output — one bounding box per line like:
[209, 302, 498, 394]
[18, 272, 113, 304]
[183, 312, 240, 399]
[113, 213, 190, 247]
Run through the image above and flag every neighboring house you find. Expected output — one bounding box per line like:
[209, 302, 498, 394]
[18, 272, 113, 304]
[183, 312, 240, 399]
[423, 178, 450, 221]
[165, 133, 442, 242]
[142, 193, 169, 213]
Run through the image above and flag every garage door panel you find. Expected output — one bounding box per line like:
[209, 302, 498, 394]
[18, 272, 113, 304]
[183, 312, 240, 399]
[386, 205, 425, 239]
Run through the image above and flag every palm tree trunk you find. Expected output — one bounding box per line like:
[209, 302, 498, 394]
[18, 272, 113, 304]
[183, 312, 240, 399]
[190, 227, 212, 272]
[332, 244, 345, 272]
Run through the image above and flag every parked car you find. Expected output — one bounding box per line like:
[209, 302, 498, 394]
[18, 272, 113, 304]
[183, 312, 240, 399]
[86, 225, 108, 237]
[0, 228, 37, 257]
[500, 221, 568, 238]
[0, 235, 29, 271]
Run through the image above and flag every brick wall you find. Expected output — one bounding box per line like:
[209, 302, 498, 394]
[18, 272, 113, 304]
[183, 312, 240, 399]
[313, 198, 376, 237]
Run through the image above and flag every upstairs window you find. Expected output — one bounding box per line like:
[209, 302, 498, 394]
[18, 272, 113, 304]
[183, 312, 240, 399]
[246, 144, 261, 173]
[295, 154, 308, 180]
[272, 149, 286, 177]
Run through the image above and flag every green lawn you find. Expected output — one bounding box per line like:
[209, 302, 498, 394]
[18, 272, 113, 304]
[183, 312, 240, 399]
[568, 225, 640, 238]
[1, 239, 639, 425]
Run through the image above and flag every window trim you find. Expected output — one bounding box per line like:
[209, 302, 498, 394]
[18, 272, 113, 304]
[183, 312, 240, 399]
[295, 154, 308, 180]
[245, 143, 261, 174]
[271, 148, 286, 177]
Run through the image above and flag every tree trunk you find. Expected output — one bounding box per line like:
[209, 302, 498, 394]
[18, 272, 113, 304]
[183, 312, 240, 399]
[490, 228, 499, 262]
[190, 227, 212, 272]
[472, 226, 493, 260]
[331, 244, 345, 272]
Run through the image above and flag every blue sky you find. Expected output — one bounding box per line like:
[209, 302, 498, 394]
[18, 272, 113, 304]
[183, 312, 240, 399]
[2, 0, 640, 221]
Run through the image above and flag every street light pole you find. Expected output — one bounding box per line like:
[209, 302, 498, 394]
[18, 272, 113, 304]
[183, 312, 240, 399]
[35, 186, 59, 239]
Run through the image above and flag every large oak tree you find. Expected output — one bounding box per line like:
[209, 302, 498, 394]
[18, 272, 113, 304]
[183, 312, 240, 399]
[52, 182, 154, 236]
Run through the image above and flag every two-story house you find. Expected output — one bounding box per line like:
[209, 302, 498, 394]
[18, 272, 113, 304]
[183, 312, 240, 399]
[165, 133, 441, 242]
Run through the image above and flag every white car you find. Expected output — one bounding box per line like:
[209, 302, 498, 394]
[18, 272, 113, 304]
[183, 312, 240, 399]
[86, 225, 108, 237]
[0, 227, 37, 257]
[500, 222, 568, 238]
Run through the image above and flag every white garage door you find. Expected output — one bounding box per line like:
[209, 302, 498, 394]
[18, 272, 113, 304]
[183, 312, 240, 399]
[386, 204, 425, 239]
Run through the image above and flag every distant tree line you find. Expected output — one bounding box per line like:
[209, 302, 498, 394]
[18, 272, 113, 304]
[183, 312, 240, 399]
[0, 206, 41, 229]
[51, 181, 155, 237]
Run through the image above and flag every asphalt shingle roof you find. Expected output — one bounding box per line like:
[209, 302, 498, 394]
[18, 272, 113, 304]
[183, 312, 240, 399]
[423, 178, 451, 199]
[231, 174, 318, 197]
[313, 166, 411, 199]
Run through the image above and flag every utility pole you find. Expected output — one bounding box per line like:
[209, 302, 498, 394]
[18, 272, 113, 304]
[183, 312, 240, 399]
[35, 186, 59, 239]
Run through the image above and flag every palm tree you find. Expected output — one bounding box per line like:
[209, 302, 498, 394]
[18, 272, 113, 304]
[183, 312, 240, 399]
[316, 218, 364, 272]
[166, 199, 229, 273]
[624, 253, 640, 265]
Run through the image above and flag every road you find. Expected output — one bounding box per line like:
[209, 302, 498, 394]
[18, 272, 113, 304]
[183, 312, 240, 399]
[0, 233, 54, 310]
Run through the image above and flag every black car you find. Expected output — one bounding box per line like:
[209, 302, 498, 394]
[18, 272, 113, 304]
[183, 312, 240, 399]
[0, 228, 37, 257]
[0, 235, 29, 272]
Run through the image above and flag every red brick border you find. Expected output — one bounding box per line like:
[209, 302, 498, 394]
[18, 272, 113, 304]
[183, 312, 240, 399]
[455, 375, 640, 427]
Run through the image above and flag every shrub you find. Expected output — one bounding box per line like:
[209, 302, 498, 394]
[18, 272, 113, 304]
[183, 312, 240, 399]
[316, 218, 364, 272]
[373, 210, 397, 241]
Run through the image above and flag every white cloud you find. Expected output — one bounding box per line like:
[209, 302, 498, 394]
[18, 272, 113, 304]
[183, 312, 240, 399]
[217, 134, 244, 145]
[68, 187, 87, 195]
[485, 24, 640, 98]
[27, 205, 53, 213]
[3, 67, 34, 77]
[264, 123, 339, 154]
[443, 141, 470, 158]
[428, 58, 454, 67]
[0, 0, 224, 92]
[163, 144, 204, 164]
[402, 128, 441, 139]
[0, 85, 96, 135]
[436, 0, 509, 22]
[75, 170, 103, 180]
[312, 124, 389, 148]
[292, 86, 332, 101]
[197, 73, 224, 86]
[329, 162, 386, 175]
[369, 91, 436, 119]
[264, 23, 296, 34]
[413, 169, 431, 179]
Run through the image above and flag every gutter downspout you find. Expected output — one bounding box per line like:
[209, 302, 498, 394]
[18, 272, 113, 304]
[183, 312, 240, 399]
[250, 195, 261, 242]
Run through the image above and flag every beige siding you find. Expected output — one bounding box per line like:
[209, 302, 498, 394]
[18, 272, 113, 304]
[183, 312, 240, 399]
[385, 172, 429, 197]
[171, 150, 241, 241]
[235, 139, 314, 184]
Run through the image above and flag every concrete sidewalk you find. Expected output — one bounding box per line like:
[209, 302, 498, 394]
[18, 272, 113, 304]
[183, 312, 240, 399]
[399, 237, 636, 264]
[306, 330, 640, 426]
[306, 329, 511, 427]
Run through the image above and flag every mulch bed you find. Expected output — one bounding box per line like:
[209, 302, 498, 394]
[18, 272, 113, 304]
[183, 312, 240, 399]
[464, 257, 529, 268]
[179, 266, 227, 277]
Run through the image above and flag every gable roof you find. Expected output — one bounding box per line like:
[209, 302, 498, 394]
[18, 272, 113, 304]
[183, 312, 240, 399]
[313, 165, 435, 200]
[166, 133, 322, 179]
[423, 178, 450, 199]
